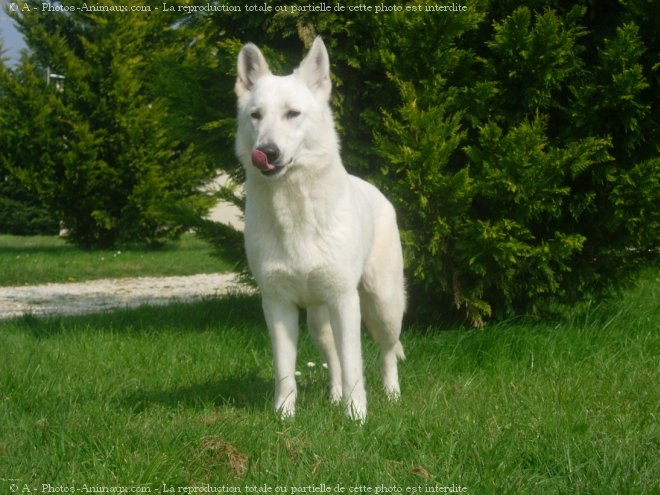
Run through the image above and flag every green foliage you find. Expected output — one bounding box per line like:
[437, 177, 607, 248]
[487, 6, 587, 118]
[158, 1, 658, 324]
[369, 4, 658, 325]
[2, 1, 657, 321]
[0, 177, 59, 235]
[0, 0, 217, 247]
[0, 42, 57, 234]
[0, 52, 61, 235]
[570, 22, 651, 156]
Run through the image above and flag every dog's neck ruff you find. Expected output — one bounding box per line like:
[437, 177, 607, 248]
[246, 157, 348, 232]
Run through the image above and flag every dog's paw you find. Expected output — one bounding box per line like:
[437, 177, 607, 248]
[329, 385, 342, 405]
[346, 399, 367, 424]
[275, 391, 296, 420]
[276, 402, 295, 420]
[384, 384, 401, 402]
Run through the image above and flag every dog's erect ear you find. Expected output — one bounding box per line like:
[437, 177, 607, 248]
[236, 43, 271, 99]
[297, 37, 331, 101]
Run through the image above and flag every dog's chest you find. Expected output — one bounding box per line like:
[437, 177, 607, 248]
[255, 226, 354, 305]
[246, 192, 360, 306]
[260, 259, 346, 307]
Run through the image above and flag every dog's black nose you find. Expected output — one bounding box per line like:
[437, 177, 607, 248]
[256, 143, 280, 164]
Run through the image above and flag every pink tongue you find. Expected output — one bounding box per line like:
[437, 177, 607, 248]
[251, 150, 274, 172]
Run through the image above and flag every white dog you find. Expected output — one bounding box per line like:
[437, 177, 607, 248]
[234, 37, 405, 421]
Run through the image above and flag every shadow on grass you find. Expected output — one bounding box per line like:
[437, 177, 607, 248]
[0, 243, 74, 257]
[13, 293, 265, 338]
[125, 373, 271, 412]
[0, 234, 201, 255]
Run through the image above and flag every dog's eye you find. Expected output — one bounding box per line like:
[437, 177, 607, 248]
[286, 110, 301, 120]
[250, 111, 262, 120]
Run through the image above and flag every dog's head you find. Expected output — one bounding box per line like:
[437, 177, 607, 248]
[235, 37, 339, 180]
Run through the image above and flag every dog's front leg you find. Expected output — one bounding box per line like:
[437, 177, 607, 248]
[328, 292, 367, 422]
[262, 297, 299, 418]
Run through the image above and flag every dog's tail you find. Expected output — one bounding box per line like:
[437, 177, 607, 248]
[395, 341, 406, 361]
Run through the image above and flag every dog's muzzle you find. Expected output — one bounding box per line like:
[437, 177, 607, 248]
[251, 144, 283, 176]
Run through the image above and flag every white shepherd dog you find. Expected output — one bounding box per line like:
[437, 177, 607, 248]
[235, 37, 405, 422]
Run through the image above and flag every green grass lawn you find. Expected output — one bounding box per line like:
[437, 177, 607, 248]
[1, 264, 657, 492]
[0, 234, 233, 286]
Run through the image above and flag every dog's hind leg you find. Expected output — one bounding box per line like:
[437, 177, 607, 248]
[360, 279, 405, 400]
[307, 306, 342, 403]
[359, 194, 406, 400]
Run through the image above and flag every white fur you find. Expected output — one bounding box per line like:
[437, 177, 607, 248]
[235, 37, 405, 422]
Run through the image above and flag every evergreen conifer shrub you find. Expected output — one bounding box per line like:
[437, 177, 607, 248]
[1, 1, 216, 247]
[161, 1, 658, 324]
[371, 4, 658, 325]
[2, 1, 656, 323]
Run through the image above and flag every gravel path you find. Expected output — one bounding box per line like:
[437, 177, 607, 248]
[0, 273, 252, 320]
